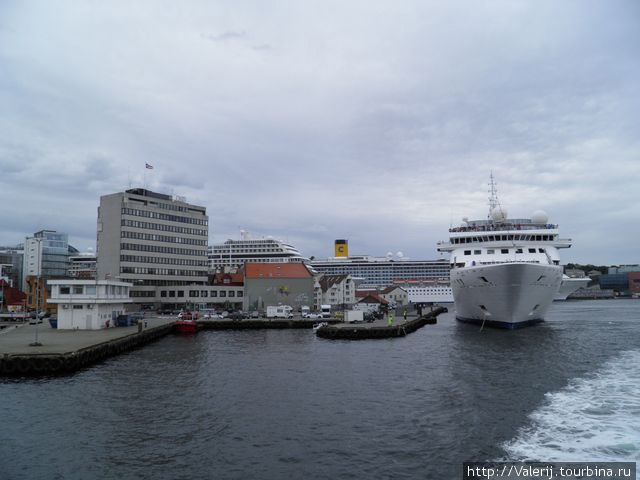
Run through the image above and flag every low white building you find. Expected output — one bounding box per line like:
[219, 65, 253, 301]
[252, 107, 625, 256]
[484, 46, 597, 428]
[48, 280, 133, 330]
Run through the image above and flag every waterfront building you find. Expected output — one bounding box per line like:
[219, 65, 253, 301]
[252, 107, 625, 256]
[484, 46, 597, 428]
[608, 265, 640, 274]
[0, 279, 26, 312]
[243, 263, 314, 312]
[208, 230, 309, 271]
[24, 276, 51, 313]
[314, 274, 355, 310]
[353, 293, 388, 313]
[48, 279, 133, 329]
[0, 247, 23, 290]
[96, 188, 209, 309]
[68, 253, 97, 279]
[22, 230, 70, 290]
[155, 272, 245, 311]
[599, 273, 630, 296]
[0, 261, 12, 287]
[379, 285, 409, 306]
[629, 272, 640, 297]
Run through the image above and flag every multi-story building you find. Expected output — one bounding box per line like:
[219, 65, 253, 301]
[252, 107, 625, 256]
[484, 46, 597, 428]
[314, 274, 355, 310]
[68, 253, 97, 279]
[96, 188, 209, 309]
[22, 230, 70, 290]
[0, 247, 23, 290]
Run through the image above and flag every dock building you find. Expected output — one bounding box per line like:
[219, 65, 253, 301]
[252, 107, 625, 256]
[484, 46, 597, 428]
[48, 279, 133, 329]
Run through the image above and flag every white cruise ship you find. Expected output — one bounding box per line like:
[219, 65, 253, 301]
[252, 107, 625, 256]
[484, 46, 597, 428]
[437, 176, 571, 328]
[394, 280, 454, 304]
[208, 231, 309, 271]
[555, 275, 591, 300]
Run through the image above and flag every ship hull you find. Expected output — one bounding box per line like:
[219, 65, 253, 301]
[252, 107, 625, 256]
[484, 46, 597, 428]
[450, 263, 563, 329]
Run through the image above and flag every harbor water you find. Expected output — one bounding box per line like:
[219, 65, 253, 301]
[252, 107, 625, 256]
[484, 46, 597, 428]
[1, 300, 639, 479]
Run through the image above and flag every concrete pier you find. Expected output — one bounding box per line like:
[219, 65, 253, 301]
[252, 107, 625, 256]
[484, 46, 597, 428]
[315, 307, 447, 340]
[0, 318, 174, 376]
[197, 317, 341, 330]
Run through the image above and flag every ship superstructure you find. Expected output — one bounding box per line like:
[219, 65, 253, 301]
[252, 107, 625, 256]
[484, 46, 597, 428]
[208, 231, 309, 271]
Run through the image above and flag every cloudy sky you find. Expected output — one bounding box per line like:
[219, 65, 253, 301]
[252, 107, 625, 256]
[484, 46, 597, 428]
[1, 0, 638, 264]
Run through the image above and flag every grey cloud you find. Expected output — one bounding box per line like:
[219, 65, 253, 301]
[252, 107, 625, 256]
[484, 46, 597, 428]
[0, 1, 638, 264]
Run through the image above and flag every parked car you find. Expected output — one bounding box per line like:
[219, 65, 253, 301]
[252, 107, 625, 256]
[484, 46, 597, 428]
[250, 311, 260, 318]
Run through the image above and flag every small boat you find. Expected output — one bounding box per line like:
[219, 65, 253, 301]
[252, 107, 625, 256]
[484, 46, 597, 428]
[312, 322, 328, 332]
[174, 312, 198, 334]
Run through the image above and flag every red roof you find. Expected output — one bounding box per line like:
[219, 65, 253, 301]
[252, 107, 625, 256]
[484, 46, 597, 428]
[357, 293, 388, 305]
[0, 282, 26, 305]
[245, 263, 312, 279]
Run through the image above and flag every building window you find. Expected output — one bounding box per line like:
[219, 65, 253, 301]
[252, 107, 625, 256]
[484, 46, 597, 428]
[474, 250, 481, 255]
[529, 248, 536, 253]
[161, 291, 167, 297]
[219, 291, 226, 298]
[73, 305, 83, 310]
[210, 291, 217, 297]
[501, 249, 509, 254]
[229, 291, 235, 297]
[487, 249, 495, 254]
[237, 291, 243, 297]
[177, 291, 184, 297]
[169, 290, 175, 297]
[464, 250, 471, 255]
[60, 287, 70, 295]
[201, 291, 208, 297]
[516, 248, 523, 254]
[86, 285, 96, 295]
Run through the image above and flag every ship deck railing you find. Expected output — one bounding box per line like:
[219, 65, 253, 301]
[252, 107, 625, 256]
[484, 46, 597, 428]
[449, 224, 558, 233]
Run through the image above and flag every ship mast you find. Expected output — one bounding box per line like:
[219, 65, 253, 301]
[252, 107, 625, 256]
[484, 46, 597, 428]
[488, 172, 505, 223]
[488, 172, 498, 217]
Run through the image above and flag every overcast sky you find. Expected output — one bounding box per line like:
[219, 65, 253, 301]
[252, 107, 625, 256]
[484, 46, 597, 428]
[1, 0, 638, 264]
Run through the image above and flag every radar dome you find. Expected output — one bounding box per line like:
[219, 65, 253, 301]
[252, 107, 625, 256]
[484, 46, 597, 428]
[386, 251, 393, 258]
[531, 210, 548, 224]
[490, 208, 507, 223]
[396, 251, 404, 258]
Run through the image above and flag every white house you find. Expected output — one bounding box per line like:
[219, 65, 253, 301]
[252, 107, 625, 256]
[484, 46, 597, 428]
[314, 274, 355, 310]
[47, 280, 133, 330]
[379, 285, 409, 306]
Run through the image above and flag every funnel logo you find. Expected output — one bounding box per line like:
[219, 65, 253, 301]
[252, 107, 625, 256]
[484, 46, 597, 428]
[334, 239, 348, 258]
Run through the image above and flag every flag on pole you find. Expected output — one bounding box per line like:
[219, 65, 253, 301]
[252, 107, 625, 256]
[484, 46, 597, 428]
[145, 163, 154, 170]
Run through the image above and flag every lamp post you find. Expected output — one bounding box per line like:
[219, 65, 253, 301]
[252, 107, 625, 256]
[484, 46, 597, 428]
[29, 237, 44, 346]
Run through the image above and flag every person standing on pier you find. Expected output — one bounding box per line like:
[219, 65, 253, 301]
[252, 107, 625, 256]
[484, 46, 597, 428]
[388, 312, 394, 326]
[403, 309, 407, 320]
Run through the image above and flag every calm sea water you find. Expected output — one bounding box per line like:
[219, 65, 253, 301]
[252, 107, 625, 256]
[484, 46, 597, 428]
[1, 300, 639, 480]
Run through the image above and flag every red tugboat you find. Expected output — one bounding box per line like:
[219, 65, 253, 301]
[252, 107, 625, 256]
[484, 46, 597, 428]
[174, 311, 198, 334]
